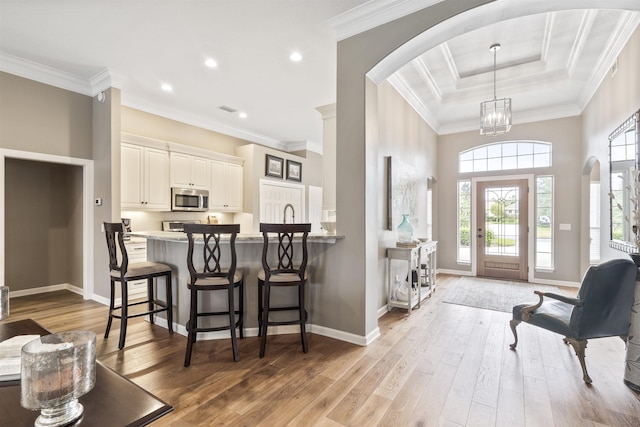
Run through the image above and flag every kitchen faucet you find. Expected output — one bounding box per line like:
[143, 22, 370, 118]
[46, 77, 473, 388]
[283, 203, 295, 224]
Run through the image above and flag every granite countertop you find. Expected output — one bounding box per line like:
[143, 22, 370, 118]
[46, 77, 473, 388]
[128, 230, 343, 243]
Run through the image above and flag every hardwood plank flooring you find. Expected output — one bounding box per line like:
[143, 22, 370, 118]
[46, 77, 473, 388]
[2, 275, 640, 426]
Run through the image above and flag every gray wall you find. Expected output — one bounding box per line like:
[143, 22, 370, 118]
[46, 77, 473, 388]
[375, 81, 438, 309]
[93, 88, 121, 298]
[1, 71, 93, 293]
[438, 116, 583, 282]
[0, 72, 92, 158]
[582, 25, 640, 269]
[335, 0, 491, 337]
[5, 159, 83, 290]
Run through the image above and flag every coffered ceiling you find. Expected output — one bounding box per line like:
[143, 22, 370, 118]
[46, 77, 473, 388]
[0, 1, 638, 150]
[388, 9, 640, 134]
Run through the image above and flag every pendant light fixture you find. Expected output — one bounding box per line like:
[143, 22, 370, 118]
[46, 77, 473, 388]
[480, 43, 512, 136]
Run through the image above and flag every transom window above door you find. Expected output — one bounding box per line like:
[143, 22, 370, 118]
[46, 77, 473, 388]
[459, 141, 551, 173]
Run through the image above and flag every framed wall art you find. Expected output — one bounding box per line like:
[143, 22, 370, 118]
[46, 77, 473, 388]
[286, 160, 302, 182]
[265, 154, 284, 178]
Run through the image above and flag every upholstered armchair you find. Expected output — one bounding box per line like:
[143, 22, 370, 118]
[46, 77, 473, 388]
[509, 258, 638, 384]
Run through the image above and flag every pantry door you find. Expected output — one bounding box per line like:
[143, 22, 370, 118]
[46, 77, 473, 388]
[476, 179, 528, 280]
[259, 179, 305, 224]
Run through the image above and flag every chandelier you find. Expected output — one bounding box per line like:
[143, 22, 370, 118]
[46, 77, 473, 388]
[480, 43, 512, 136]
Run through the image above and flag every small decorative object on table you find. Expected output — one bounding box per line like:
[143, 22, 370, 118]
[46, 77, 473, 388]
[396, 213, 414, 244]
[21, 331, 96, 427]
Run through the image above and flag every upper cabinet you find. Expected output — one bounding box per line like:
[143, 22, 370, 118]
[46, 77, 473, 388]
[121, 142, 170, 210]
[121, 134, 244, 212]
[210, 161, 243, 212]
[170, 152, 209, 189]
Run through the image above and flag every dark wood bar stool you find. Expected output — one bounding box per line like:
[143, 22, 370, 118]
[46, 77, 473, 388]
[103, 222, 173, 350]
[258, 223, 311, 358]
[184, 223, 244, 365]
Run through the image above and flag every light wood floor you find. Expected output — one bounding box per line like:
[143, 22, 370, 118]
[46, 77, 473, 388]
[4, 275, 640, 426]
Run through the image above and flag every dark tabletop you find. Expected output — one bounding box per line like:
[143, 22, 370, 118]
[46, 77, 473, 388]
[0, 319, 172, 426]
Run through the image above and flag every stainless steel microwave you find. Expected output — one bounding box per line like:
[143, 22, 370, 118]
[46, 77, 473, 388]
[171, 188, 209, 212]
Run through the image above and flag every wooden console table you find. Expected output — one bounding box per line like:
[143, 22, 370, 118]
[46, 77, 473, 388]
[386, 241, 437, 313]
[0, 319, 172, 426]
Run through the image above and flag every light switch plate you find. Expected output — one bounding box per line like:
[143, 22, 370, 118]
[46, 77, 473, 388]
[559, 223, 571, 231]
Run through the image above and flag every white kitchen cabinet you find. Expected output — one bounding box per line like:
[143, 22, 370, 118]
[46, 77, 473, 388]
[121, 143, 170, 210]
[124, 238, 148, 299]
[210, 160, 243, 212]
[170, 152, 209, 189]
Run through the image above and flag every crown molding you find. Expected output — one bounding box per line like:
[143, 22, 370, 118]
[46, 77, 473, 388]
[89, 68, 123, 95]
[577, 11, 640, 109]
[566, 10, 597, 78]
[122, 94, 289, 152]
[0, 51, 94, 95]
[437, 103, 582, 135]
[387, 73, 440, 132]
[286, 140, 323, 155]
[329, 0, 443, 41]
[316, 103, 336, 119]
[0, 51, 296, 151]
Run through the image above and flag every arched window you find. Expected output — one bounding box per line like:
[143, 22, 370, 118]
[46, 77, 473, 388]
[459, 141, 551, 173]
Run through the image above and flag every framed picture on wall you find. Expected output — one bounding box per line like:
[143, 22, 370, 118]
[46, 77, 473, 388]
[265, 154, 284, 178]
[286, 160, 302, 182]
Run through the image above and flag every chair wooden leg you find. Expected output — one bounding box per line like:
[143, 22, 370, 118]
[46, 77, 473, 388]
[105, 279, 115, 339]
[184, 289, 198, 367]
[259, 284, 271, 358]
[165, 272, 174, 334]
[239, 280, 244, 339]
[509, 319, 520, 350]
[118, 281, 128, 350]
[228, 286, 239, 362]
[299, 284, 308, 354]
[257, 279, 263, 337]
[564, 337, 592, 384]
[147, 277, 155, 325]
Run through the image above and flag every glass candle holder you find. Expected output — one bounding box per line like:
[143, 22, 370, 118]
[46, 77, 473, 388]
[0, 286, 8, 320]
[20, 331, 96, 427]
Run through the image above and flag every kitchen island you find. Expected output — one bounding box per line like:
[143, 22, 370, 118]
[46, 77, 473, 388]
[129, 231, 343, 340]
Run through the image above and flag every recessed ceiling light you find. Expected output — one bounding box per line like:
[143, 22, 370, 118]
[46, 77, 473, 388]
[161, 83, 173, 92]
[238, 112, 247, 119]
[290, 52, 303, 62]
[205, 58, 218, 68]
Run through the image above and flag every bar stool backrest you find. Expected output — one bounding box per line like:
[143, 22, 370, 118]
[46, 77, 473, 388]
[259, 223, 311, 281]
[104, 222, 129, 276]
[184, 223, 240, 284]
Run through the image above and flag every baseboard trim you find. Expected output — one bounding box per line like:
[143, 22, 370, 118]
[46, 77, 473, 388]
[530, 277, 580, 288]
[151, 318, 372, 347]
[437, 270, 580, 288]
[9, 283, 83, 298]
[438, 268, 474, 276]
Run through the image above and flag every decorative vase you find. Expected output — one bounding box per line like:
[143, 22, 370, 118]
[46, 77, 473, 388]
[21, 331, 96, 427]
[397, 214, 414, 243]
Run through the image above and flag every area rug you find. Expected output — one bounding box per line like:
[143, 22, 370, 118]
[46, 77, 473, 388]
[442, 277, 562, 313]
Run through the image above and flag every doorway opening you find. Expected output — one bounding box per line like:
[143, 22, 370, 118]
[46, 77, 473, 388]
[0, 149, 94, 299]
